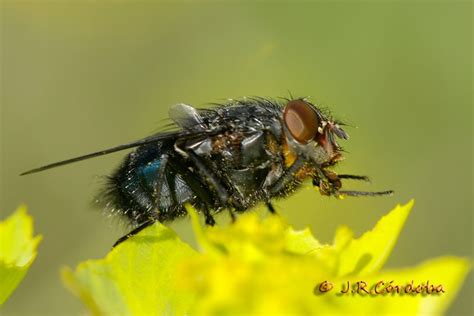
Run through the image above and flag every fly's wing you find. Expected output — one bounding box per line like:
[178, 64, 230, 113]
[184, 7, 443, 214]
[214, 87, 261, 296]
[20, 127, 224, 176]
[20, 131, 181, 176]
[21, 103, 237, 176]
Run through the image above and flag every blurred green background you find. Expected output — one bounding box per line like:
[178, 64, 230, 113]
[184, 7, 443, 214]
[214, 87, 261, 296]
[1, 1, 472, 315]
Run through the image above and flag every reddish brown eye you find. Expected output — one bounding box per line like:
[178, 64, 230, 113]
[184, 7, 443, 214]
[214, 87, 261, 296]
[283, 100, 319, 143]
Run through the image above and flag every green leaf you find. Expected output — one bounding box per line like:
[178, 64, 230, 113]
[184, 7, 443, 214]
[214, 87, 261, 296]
[0, 206, 42, 305]
[64, 201, 470, 315]
[62, 222, 197, 316]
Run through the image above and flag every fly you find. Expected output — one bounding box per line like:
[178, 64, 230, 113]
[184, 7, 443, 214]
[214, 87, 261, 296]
[21, 97, 393, 246]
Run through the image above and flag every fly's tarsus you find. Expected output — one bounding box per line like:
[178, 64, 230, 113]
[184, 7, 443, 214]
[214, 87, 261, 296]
[337, 190, 394, 197]
[338, 174, 371, 182]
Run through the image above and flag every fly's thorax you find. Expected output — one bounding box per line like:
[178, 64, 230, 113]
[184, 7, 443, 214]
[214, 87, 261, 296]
[184, 130, 279, 170]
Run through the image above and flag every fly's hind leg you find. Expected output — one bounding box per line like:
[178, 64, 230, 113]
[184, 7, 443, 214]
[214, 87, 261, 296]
[113, 219, 156, 248]
[185, 150, 232, 206]
[167, 155, 222, 226]
[178, 145, 247, 210]
[174, 144, 248, 224]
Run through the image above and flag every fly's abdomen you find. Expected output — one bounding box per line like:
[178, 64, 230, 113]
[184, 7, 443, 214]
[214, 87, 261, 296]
[102, 141, 194, 225]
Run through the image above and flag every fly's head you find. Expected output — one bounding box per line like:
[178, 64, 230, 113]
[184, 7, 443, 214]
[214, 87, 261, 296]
[280, 98, 393, 198]
[281, 98, 348, 167]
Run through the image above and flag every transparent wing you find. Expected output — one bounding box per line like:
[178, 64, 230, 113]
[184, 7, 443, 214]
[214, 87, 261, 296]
[20, 132, 180, 176]
[20, 127, 223, 176]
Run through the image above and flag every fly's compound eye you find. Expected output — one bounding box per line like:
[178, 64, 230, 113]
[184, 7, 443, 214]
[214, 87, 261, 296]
[283, 100, 320, 143]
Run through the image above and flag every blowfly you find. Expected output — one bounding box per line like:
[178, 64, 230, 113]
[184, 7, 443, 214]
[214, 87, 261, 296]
[21, 97, 393, 245]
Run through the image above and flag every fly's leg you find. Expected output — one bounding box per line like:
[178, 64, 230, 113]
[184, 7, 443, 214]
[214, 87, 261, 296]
[185, 151, 252, 221]
[313, 169, 393, 197]
[268, 157, 305, 195]
[168, 157, 216, 221]
[319, 169, 342, 196]
[311, 167, 342, 196]
[203, 206, 216, 226]
[338, 174, 370, 182]
[175, 142, 242, 209]
[167, 152, 229, 225]
[167, 156, 215, 207]
[185, 150, 232, 206]
[338, 190, 394, 197]
[312, 178, 320, 187]
[113, 219, 156, 248]
[266, 201, 277, 214]
[228, 209, 236, 223]
[155, 155, 216, 226]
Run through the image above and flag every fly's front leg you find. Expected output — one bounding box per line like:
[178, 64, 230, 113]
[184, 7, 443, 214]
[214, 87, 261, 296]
[268, 156, 306, 195]
[338, 174, 370, 182]
[321, 169, 342, 195]
[313, 169, 394, 197]
[312, 168, 341, 197]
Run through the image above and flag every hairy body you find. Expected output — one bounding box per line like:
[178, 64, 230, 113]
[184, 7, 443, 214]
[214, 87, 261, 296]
[21, 97, 392, 245]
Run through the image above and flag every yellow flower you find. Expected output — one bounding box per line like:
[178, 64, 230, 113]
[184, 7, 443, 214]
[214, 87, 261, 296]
[63, 201, 470, 316]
